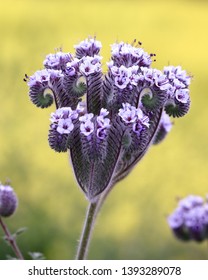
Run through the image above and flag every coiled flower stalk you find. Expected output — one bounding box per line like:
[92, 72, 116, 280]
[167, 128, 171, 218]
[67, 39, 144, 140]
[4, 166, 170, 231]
[25, 37, 191, 259]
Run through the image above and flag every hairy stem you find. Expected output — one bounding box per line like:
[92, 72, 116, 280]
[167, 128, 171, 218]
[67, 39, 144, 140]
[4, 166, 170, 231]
[76, 201, 99, 260]
[0, 217, 24, 260]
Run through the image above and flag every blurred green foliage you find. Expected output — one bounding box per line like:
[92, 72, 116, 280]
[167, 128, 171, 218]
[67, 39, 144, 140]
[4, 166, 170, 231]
[1, 0, 208, 259]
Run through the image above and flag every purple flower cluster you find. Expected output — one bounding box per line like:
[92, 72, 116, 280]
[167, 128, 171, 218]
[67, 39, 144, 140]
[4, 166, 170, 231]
[26, 37, 191, 200]
[110, 42, 152, 67]
[74, 38, 102, 58]
[44, 51, 72, 70]
[79, 108, 110, 139]
[50, 107, 78, 134]
[164, 66, 191, 117]
[27, 69, 64, 88]
[0, 183, 18, 217]
[118, 103, 149, 133]
[168, 195, 208, 242]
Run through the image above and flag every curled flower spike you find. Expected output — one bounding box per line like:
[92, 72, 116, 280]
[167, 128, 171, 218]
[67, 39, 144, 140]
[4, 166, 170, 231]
[26, 37, 191, 201]
[164, 66, 191, 117]
[168, 195, 208, 242]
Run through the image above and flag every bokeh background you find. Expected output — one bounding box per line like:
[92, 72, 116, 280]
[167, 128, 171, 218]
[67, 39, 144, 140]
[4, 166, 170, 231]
[1, 0, 208, 260]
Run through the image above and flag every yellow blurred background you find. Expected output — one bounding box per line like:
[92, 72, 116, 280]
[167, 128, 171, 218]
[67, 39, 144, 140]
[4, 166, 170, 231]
[1, 0, 208, 259]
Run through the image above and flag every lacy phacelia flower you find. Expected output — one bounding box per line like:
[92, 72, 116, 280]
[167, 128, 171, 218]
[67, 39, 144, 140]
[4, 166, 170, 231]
[167, 195, 208, 242]
[0, 183, 18, 217]
[44, 51, 72, 70]
[26, 37, 191, 201]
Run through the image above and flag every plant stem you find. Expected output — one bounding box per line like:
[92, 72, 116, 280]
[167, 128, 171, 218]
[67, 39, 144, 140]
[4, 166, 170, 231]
[76, 201, 99, 260]
[0, 217, 24, 260]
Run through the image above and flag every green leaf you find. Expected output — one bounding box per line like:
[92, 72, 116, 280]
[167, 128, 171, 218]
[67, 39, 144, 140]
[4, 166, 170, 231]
[6, 255, 17, 260]
[14, 227, 28, 236]
[28, 252, 45, 260]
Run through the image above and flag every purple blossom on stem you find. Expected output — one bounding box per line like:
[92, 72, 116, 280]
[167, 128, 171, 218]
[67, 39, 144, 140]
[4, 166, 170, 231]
[65, 59, 80, 76]
[140, 67, 170, 91]
[57, 119, 74, 134]
[175, 88, 189, 104]
[80, 119, 94, 137]
[26, 36, 191, 201]
[110, 42, 152, 67]
[74, 37, 102, 58]
[79, 56, 102, 76]
[96, 109, 110, 140]
[28, 69, 64, 88]
[118, 103, 149, 130]
[164, 65, 191, 103]
[79, 113, 94, 123]
[26, 36, 192, 260]
[0, 184, 18, 217]
[168, 195, 208, 242]
[50, 107, 78, 123]
[43, 51, 72, 70]
[76, 102, 86, 114]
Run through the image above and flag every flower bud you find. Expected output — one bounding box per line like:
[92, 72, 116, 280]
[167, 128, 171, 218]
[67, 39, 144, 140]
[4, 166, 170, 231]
[0, 184, 18, 217]
[168, 195, 208, 243]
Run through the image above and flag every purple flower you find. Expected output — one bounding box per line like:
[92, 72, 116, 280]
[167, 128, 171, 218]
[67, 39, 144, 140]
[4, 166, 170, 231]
[110, 42, 152, 67]
[65, 59, 80, 76]
[175, 88, 189, 104]
[118, 103, 149, 129]
[28, 69, 63, 87]
[97, 116, 110, 129]
[79, 56, 102, 76]
[74, 38, 102, 58]
[99, 108, 109, 117]
[80, 119, 94, 136]
[50, 107, 78, 136]
[164, 65, 191, 86]
[179, 195, 204, 210]
[57, 119, 74, 134]
[114, 66, 131, 89]
[164, 65, 190, 103]
[118, 103, 138, 123]
[168, 209, 184, 229]
[43, 52, 72, 70]
[76, 102, 86, 114]
[168, 195, 208, 242]
[79, 113, 94, 123]
[109, 64, 140, 89]
[27, 69, 50, 87]
[141, 67, 170, 91]
[50, 107, 78, 123]
[26, 37, 191, 201]
[0, 184, 18, 217]
[96, 128, 107, 140]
